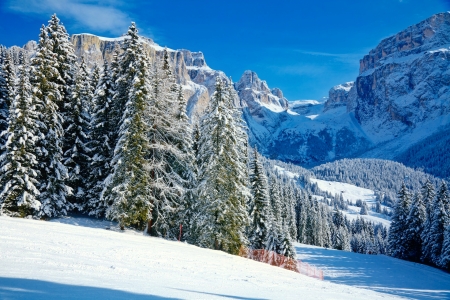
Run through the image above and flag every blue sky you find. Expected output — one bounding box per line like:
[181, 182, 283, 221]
[1, 0, 449, 100]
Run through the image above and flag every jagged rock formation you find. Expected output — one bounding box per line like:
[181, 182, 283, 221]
[5, 12, 450, 177]
[325, 82, 356, 112]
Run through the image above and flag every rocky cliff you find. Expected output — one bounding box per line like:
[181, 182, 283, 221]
[8, 12, 450, 176]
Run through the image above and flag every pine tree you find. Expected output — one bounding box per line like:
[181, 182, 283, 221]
[46, 14, 76, 115]
[0, 52, 15, 160]
[404, 192, 426, 261]
[171, 84, 196, 241]
[85, 60, 115, 217]
[32, 25, 70, 218]
[388, 183, 411, 258]
[429, 182, 449, 265]
[195, 77, 250, 254]
[144, 48, 188, 238]
[64, 58, 92, 210]
[0, 63, 42, 216]
[421, 179, 436, 263]
[104, 23, 153, 230]
[440, 224, 450, 270]
[248, 148, 272, 249]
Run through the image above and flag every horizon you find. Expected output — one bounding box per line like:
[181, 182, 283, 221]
[1, 1, 449, 100]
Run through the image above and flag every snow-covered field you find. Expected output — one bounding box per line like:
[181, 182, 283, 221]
[295, 243, 450, 300]
[309, 178, 391, 227]
[0, 216, 402, 300]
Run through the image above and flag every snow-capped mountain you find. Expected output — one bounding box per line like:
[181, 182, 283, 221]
[241, 11, 450, 174]
[12, 12, 450, 177]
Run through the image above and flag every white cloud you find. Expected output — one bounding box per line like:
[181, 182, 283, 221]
[295, 50, 365, 65]
[5, 0, 133, 36]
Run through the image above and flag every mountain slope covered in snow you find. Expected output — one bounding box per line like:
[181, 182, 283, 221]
[0, 216, 402, 300]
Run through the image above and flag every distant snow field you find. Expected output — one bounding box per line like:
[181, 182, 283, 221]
[309, 178, 391, 227]
[0, 216, 403, 300]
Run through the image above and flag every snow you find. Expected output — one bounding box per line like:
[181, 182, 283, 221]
[306, 114, 319, 120]
[0, 216, 401, 300]
[310, 178, 391, 227]
[289, 100, 321, 107]
[295, 243, 450, 300]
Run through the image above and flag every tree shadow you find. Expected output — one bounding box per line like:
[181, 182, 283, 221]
[0, 277, 180, 300]
[295, 245, 450, 300]
[170, 288, 268, 300]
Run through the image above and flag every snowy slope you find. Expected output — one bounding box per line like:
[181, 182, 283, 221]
[0, 216, 401, 300]
[309, 178, 391, 227]
[274, 165, 391, 226]
[295, 243, 450, 300]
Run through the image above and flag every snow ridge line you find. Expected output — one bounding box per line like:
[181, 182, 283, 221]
[239, 247, 324, 280]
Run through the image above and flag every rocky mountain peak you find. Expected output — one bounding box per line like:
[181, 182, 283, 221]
[235, 70, 270, 93]
[360, 11, 450, 74]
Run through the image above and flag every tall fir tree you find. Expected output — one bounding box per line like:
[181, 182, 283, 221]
[32, 25, 70, 218]
[64, 58, 92, 210]
[388, 183, 411, 259]
[248, 148, 272, 250]
[46, 14, 76, 115]
[104, 23, 153, 230]
[429, 182, 449, 265]
[171, 84, 196, 241]
[421, 179, 436, 263]
[195, 77, 250, 254]
[145, 49, 190, 238]
[440, 224, 450, 270]
[86, 60, 115, 217]
[0, 63, 42, 216]
[0, 52, 15, 161]
[404, 192, 426, 261]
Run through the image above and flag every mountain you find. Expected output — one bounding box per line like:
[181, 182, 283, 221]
[239, 12, 450, 175]
[9, 12, 450, 178]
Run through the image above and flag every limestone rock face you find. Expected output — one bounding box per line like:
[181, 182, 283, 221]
[354, 12, 450, 143]
[325, 82, 357, 112]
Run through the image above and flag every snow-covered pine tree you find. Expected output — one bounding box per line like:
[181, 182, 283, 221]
[104, 23, 153, 230]
[0, 62, 42, 217]
[404, 192, 426, 261]
[171, 84, 197, 241]
[268, 175, 283, 253]
[46, 14, 76, 115]
[331, 208, 350, 251]
[195, 77, 250, 254]
[32, 25, 70, 218]
[64, 58, 92, 210]
[421, 179, 436, 264]
[388, 183, 411, 259]
[108, 45, 122, 152]
[0, 52, 15, 159]
[440, 224, 450, 270]
[85, 60, 115, 217]
[429, 182, 449, 266]
[145, 48, 187, 238]
[248, 148, 272, 250]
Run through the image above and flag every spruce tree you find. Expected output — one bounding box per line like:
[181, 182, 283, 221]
[248, 148, 272, 249]
[144, 48, 186, 238]
[104, 23, 153, 230]
[46, 14, 76, 115]
[64, 58, 92, 210]
[404, 192, 426, 261]
[440, 225, 450, 270]
[171, 84, 196, 241]
[429, 182, 449, 265]
[0, 52, 14, 158]
[195, 77, 250, 254]
[86, 60, 115, 217]
[388, 183, 411, 259]
[0, 63, 42, 217]
[421, 179, 436, 263]
[32, 25, 70, 218]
